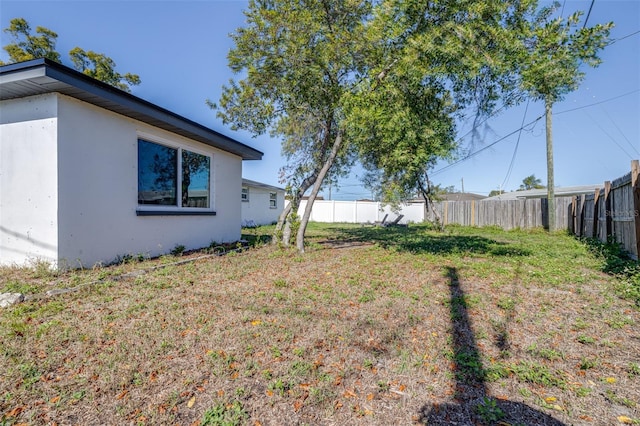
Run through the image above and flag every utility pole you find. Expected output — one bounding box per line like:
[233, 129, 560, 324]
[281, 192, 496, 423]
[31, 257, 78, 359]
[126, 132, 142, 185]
[461, 177, 465, 193]
[545, 97, 555, 232]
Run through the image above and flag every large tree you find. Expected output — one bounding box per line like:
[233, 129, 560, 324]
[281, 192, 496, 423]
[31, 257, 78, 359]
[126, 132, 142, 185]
[216, 0, 371, 251]
[216, 0, 544, 251]
[2, 18, 141, 92]
[517, 4, 612, 230]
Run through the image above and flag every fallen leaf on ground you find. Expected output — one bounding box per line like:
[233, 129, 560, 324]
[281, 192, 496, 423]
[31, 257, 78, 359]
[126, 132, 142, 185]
[187, 396, 196, 408]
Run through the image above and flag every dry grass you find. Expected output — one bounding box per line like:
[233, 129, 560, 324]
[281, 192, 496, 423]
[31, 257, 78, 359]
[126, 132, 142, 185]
[1, 223, 639, 425]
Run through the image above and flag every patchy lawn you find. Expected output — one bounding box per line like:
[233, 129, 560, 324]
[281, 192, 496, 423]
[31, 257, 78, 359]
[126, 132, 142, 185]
[1, 224, 638, 425]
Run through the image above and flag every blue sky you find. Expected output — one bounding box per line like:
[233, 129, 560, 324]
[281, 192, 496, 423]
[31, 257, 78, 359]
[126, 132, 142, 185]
[1, 0, 638, 199]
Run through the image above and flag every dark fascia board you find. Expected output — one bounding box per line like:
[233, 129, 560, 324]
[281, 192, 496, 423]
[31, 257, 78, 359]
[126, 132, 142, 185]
[0, 58, 263, 161]
[242, 178, 285, 192]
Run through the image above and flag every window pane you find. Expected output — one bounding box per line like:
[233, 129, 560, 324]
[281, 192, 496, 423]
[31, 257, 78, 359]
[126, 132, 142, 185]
[138, 140, 177, 205]
[242, 187, 249, 201]
[182, 150, 210, 207]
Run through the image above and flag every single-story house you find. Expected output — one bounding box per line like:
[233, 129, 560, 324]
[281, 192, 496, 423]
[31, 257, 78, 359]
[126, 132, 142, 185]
[485, 185, 602, 200]
[241, 178, 285, 226]
[0, 58, 262, 268]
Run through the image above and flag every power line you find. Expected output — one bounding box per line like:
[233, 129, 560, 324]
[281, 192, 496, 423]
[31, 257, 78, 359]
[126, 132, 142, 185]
[584, 110, 635, 160]
[609, 29, 640, 45]
[601, 106, 640, 156]
[431, 87, 638, 177]
[583, 0, 595, 29]
[501, 100, 530, 191]
[431, 114, 544, 177]
[554, 89, 640, 115]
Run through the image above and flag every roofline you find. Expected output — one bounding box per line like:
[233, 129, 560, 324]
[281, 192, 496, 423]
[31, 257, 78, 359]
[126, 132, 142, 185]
[242, 178, 285, 192]
[0, 58, 263, 160]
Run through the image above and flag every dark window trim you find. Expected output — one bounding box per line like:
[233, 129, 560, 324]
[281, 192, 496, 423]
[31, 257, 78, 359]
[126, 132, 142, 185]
[136, 210, 217, 216]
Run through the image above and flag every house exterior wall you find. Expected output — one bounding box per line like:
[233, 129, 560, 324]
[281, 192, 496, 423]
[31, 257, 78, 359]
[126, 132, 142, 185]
[241, 185, 284, 226]
[56, 94, 242, 267]
[0, 93, 243, 268]
[0, 94, 59, 266]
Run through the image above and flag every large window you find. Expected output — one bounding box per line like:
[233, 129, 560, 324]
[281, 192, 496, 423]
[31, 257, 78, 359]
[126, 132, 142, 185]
[138, 139, 211, 211]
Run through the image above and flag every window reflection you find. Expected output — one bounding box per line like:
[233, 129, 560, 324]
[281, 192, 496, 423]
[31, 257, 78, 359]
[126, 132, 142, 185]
[138, 140, 177, 205]
[182, 150, 210, 207]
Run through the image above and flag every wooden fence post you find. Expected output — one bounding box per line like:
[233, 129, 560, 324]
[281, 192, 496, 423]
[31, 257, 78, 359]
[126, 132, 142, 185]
[471, 200, 475, 227]
[592, 188, 600, 239]
[579, 194, 586, 236]
[604, 181, 612, 243]
[631, 160, 640, 260]
[571, 196, 577, 235]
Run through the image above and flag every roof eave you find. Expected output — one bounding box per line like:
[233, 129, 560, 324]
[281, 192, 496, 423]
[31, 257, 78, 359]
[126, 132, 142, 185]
[0, 58, 263, 161]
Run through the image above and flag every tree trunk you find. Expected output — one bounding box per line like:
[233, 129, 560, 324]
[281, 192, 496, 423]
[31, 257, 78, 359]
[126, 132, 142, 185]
[273, 202, 292, 244]
[417, 172, 443, 231]
[296, 130, 344, 252]
[545, 97, 555, 232]
[273, 172, 318, 245]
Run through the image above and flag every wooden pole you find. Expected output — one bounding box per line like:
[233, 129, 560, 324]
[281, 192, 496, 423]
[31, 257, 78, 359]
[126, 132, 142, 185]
[545, 97, 556, 232]
[631, 160, 640, 260]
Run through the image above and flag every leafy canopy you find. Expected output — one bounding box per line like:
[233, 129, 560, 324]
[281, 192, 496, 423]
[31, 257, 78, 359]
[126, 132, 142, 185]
[518, 3, 612, 103]
[2, 18, 141, 92]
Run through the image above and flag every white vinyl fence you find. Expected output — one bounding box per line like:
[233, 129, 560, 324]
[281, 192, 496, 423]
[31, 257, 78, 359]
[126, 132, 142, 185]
[292, 200, 424, 224]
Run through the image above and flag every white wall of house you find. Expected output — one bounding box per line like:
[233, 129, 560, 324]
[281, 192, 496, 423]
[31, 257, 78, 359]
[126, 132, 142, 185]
[0, 94, 59, 266]
[1, 93, 243, 268]
[294, 200, 424, 224]
[241, 184, 284, 226]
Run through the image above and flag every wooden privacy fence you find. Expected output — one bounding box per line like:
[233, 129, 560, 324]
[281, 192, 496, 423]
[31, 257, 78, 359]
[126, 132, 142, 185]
[571, 160, 640, 260]
[426, 197, 573, 231]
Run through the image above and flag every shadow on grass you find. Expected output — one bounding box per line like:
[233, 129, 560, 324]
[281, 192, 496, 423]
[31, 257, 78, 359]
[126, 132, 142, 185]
[326, 225, 532, 257]
[417, 267, 565, 425]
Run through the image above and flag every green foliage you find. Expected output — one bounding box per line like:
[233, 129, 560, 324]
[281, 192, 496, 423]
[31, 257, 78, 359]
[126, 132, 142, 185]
[518, 5, 613, 104]
[475, 397, 505, 424]
[201, 400, 249, 426]
[518, 174, 545, 191]
[69, 47, 141, 92]
[217, 0, 548, 247]
[170, 244, 186, 257]
[1, 17, 60, 63]
[2, 18, 141, 92]
[583, 237, 640, 305]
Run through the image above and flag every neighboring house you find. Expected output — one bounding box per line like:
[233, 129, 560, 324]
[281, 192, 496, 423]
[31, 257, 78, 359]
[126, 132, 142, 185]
[241, 179, 285, 226]
[438, 192, 486, 202]
[0, 58, 262, 268]
[485, 185, 602, 200]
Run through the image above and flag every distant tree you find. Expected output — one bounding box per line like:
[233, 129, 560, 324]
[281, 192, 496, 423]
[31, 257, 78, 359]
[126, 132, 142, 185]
[488, 189, 504, 197]
[518, 174, 545, 191]
[517, 5, 612, 230]
[2, 18, 141, 92]
[69, 47, 141, 92]
[1, 18, 60, 63]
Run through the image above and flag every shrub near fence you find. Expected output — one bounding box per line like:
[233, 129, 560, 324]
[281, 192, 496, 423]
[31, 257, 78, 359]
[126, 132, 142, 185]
[571, 160, 640, 260]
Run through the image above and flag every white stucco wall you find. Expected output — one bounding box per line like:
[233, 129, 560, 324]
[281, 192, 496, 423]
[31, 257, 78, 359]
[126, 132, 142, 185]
[0, 94, 59, 266]
[56, 95, 243, 267]
[0, 93, 244, 268]
[241, 185, 284, 226]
